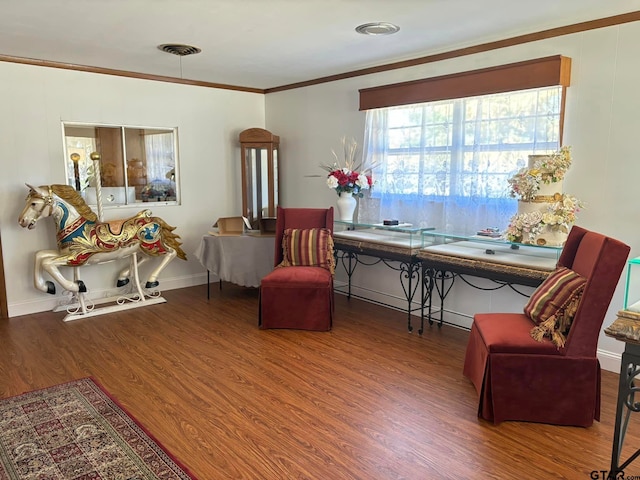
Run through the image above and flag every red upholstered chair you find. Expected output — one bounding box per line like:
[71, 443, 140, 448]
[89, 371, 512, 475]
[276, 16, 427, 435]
[259, 206, 334, 330]
[463, 225, 630, 427]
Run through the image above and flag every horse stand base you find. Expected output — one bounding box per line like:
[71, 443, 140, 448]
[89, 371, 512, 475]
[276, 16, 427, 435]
[61, 295, 167, 322]
[49, 252, 169, 322]
[53, 286, 167, 322]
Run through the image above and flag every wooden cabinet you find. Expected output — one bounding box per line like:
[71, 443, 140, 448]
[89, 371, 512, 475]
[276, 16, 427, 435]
[239, 128, 279, 229]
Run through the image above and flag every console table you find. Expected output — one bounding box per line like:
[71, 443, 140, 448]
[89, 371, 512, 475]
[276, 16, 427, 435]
[333, 221, 434, 332]
[194, 234, 275, 296]
[333, 223, 561, 333]
[418, 232, 561, 332]
[333, 220, 434, 331]
[604, 257, 640, 478]
[604, 310, 640, 479]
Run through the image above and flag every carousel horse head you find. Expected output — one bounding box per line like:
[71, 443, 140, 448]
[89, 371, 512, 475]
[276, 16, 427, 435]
[18, 184, 61, 229]
[18, 183, 186, 296]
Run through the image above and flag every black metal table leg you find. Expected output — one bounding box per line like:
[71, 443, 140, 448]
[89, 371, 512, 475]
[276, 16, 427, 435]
[399, 261, 420, 332]
[206, 271, 222, 299]
[426, 270, 454, 327]
[609, 343, 640, 478]
[419, 265, 434, 335]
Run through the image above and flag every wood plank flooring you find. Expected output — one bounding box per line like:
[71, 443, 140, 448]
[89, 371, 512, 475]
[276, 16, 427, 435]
[1, 284, 638, 479]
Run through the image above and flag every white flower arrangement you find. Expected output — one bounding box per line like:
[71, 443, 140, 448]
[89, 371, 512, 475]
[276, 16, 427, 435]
[505, 194, 583, 244]
[507, 146, 572, 201]
[320, 137, 374, 197]
[504, 146, 583, 244]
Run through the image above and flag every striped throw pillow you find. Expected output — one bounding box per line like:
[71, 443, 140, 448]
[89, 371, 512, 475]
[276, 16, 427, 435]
[525, 266, 586, 347]
[280, 228, 335, 274]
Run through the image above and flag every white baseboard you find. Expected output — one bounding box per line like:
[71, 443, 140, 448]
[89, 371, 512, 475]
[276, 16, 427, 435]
[597, 348, 621, 374]
[8, 273, 207, 318]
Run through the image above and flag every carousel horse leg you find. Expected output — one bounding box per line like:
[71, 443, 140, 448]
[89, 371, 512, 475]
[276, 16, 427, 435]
[116, 254, 149, 287]
[130, 252, 146, 299]
[34, 250, 61, 294]
[72, 266, 89, 314]
[41, 255, 85, 293]
[72, 266, 87, 293]
[145, 248, 178, 289]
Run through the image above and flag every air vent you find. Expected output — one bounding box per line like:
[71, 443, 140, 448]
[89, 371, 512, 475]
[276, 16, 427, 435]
[355, 22, 400, 36]
[158, 44, 202, 56]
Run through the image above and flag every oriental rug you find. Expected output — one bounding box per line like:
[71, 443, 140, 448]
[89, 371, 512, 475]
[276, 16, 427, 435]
[0, 378, 197, 480]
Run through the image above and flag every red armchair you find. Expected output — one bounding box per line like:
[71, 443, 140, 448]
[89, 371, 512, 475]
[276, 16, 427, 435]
[259, 206, 334, 330]
[463, 225, 630, 426]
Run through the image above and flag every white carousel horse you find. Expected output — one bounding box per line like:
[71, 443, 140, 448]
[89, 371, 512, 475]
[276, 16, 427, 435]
[18, 184, 186, 295]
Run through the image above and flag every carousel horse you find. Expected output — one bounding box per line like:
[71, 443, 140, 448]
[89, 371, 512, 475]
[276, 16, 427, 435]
[18, 184, 186, 295]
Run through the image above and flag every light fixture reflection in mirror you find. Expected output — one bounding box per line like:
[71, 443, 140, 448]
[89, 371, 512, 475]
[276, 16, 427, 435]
[70, 153, 81, 191]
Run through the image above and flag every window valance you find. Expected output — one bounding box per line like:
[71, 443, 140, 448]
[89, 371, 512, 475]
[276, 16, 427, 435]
[359, 55, 571, 111]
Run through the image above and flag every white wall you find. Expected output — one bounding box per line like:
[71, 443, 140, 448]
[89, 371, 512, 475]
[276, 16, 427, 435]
[0, 62, 265, 316]
[265, 21, 640, 372]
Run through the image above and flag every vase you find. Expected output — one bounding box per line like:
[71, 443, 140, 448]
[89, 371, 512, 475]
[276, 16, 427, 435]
[336, 191, 357, 222]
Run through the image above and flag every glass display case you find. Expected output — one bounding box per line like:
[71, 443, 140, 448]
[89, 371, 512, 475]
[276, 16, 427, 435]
[239, 128, 279, 229]
[420, 231, 563, 271]
[418, 231, 564, 330]
[333, 220, 434, 252]
[623, 257, 640, 312]
[332, 220, 436, 332]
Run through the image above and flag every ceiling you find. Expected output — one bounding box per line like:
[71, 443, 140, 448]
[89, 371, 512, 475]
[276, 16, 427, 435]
[3, 1, 640, 91]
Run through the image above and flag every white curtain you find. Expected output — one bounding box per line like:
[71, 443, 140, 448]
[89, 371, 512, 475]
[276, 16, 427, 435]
[144, 132, 175, 183]
[359, 88, 561, 235]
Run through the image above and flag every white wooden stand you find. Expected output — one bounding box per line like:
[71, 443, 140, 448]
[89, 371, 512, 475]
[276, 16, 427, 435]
[55, 253, 167, 322]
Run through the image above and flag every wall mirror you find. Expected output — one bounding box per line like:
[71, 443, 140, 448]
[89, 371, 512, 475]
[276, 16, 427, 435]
[63, 122, 179, 207]
[239, 128, 279, 229]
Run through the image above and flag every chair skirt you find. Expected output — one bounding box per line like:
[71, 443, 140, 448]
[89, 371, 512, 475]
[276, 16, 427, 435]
[259, 266, 334, 331]
[463, 313, 601, 427]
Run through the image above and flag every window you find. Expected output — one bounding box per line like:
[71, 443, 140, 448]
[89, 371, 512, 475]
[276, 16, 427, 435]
[361, 87, 562, 233]
[358, 56, 570, 235]
[63, 123, 179, 207]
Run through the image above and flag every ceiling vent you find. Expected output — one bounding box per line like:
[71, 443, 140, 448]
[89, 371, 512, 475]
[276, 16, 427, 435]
[157, 44, 202, 56]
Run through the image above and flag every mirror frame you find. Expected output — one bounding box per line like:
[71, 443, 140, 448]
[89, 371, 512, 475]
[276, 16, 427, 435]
[62, 121, 180, 208]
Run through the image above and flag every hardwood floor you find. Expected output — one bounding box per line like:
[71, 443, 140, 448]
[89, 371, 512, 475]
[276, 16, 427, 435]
[1, 284, 638, 479]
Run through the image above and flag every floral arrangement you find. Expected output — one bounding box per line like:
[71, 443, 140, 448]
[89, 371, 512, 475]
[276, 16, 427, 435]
[504, 194, 584, 243]
[321, 137, 374, 197]
[503, 146, 583, 244]
[507, 146, 572, 201]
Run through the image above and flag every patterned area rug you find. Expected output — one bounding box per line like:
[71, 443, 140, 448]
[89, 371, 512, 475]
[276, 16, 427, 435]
[0, 378, 197, 480]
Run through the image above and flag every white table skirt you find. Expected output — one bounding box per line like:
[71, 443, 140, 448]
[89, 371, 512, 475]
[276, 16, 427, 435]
[194, 234, 276, 288]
